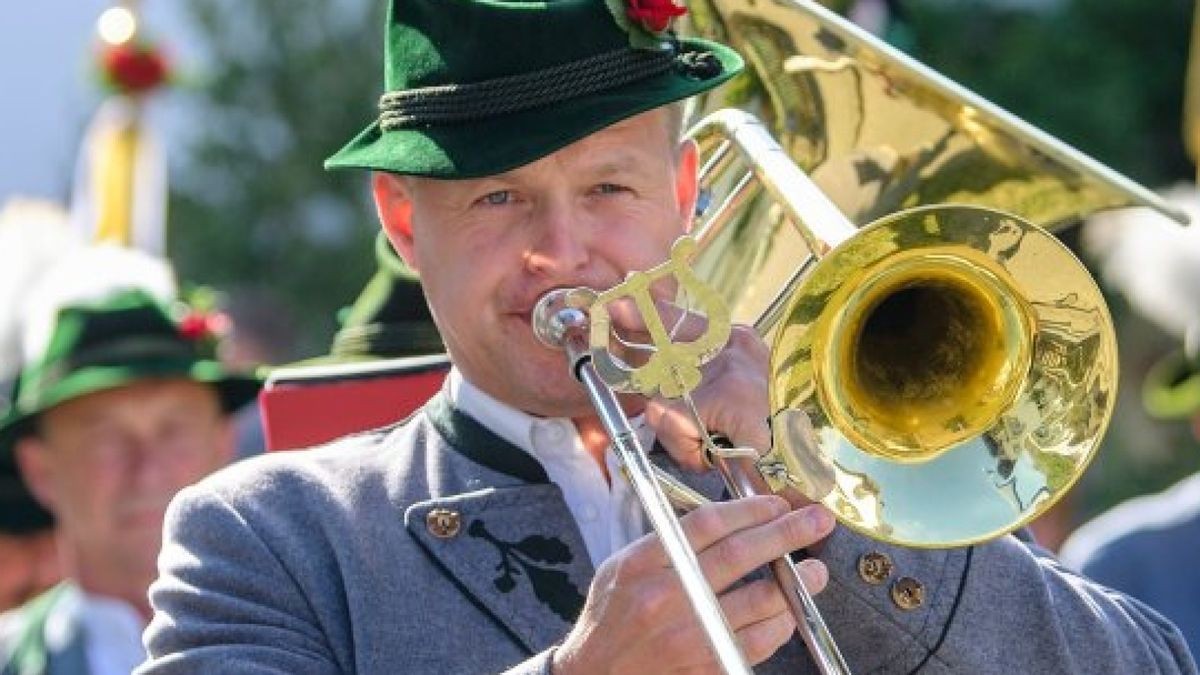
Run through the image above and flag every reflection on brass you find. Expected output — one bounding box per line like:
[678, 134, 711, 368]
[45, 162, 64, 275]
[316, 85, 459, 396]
[815, 247, 1033, 462]
[688, 0, 1183, 224]
[890, 577, 925, 611]
[766, 408, 835, 499]
[663, 0, 1164, 550]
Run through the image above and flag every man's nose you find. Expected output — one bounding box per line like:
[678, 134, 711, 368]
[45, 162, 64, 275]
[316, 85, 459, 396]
[127, 435, 171, 489]
[524, 200, 590, 276]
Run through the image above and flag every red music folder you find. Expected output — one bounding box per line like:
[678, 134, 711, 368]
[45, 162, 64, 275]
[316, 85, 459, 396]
[260, 354, 450, 451]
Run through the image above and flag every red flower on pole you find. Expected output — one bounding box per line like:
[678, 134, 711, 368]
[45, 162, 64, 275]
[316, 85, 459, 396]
[100, 42, 170, 94]
[626, 0, 686, 33]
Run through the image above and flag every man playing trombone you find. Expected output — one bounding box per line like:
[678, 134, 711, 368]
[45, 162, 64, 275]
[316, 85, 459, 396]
[140, 0, 1196, 672]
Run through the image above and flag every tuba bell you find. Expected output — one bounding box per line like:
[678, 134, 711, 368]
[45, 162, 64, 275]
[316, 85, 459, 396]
[683, 0, 1186, 330]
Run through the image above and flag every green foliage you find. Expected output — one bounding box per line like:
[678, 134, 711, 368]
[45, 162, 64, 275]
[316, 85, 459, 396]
[904, 0, 1194, 186]
[167, 0, 387, 359]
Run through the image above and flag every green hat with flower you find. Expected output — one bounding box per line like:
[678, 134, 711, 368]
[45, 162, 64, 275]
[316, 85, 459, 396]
[325, 0, 743, 178]
[291, 233, 443, 367]
[0, 289, 261, 453]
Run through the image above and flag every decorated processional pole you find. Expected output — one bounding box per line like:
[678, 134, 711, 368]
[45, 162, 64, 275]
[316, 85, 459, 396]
[71, 0, 172, 256]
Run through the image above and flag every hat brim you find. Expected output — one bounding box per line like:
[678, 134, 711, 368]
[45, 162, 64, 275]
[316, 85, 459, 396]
[1143, 350, 1200, 420]
[325, 38, 743, 178]
[0, 361, 261, 457]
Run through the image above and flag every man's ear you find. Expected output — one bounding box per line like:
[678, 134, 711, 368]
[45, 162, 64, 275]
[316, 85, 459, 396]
[372, 172, 419, 272]
[674, 139, 700, 233]
[14, 436, 59, 512]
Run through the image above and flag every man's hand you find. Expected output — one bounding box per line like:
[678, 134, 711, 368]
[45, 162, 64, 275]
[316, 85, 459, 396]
[552, 496, 835, 674]
[645, 323, 772, 471]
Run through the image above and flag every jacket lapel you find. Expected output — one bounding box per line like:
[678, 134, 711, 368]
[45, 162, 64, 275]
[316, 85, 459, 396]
[404, 394, 593, 655]
[406, 486, 593, 654]
[405, 392, 731, 655]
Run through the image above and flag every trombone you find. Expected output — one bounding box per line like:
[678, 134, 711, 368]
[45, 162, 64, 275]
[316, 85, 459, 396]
[534, 0, 1189, 672]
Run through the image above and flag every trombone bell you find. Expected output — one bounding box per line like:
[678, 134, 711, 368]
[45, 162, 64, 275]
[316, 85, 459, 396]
[768, 205, 1117, 548]
[822, 246, 1033, 462]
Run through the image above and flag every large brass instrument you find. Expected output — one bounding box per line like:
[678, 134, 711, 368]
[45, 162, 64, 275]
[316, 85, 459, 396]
[678, 0, 1187, 548]
[535, 1, 1190, 673]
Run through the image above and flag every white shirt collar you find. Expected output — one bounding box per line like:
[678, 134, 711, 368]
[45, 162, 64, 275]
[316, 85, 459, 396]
[446, 367, 541, 459]
[446, 368, 648, 565]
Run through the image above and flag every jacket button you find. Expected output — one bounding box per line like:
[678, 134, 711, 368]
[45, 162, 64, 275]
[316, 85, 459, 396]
[857, 552, 893, 585]
[891, 577, 925, 610]
[426, 508, 462, 538]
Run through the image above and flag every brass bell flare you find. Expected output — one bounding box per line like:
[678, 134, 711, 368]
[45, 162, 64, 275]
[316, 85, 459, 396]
[766, 204, 1116, 548]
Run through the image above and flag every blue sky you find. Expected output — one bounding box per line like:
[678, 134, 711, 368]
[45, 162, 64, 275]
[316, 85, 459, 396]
[0, 1, 1064, 207]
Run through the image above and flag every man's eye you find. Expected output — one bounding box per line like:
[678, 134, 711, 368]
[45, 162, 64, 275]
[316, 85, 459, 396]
[478, 191, 513, 206]
[595, 183, 628, 195]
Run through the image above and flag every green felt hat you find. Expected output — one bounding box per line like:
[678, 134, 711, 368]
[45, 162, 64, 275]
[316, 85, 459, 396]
[325, 0, 743, 178]
[292, 234, 443, 367]
[0, 290, 262, 453]
[1143, 328, 1200, 420]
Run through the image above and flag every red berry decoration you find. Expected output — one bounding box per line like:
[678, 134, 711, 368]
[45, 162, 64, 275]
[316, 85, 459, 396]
[178, 311, 229, 343]
[178, 312, 210, 341]
[101, 42, 169, 94]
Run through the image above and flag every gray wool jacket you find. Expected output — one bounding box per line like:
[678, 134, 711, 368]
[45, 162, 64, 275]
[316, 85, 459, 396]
[138, 392, 1196, 674]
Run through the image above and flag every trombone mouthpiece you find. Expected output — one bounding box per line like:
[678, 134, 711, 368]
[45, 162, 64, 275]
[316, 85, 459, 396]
[532, 289, 588, 349]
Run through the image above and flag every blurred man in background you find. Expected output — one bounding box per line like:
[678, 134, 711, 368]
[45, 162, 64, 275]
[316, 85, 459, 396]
[0, 247, 260, 674]
[1061, 187, 1200, 659]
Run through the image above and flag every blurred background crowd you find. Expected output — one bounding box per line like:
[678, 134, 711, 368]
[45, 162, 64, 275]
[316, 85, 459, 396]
[1, 0, 1198, 665]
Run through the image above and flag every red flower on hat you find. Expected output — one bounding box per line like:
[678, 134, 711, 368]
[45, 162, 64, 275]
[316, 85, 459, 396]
[626, 0, 686, 33]
[100, 42, 170, 94]
[178, 310, 230, 343]
[605, 0, 685, 48]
